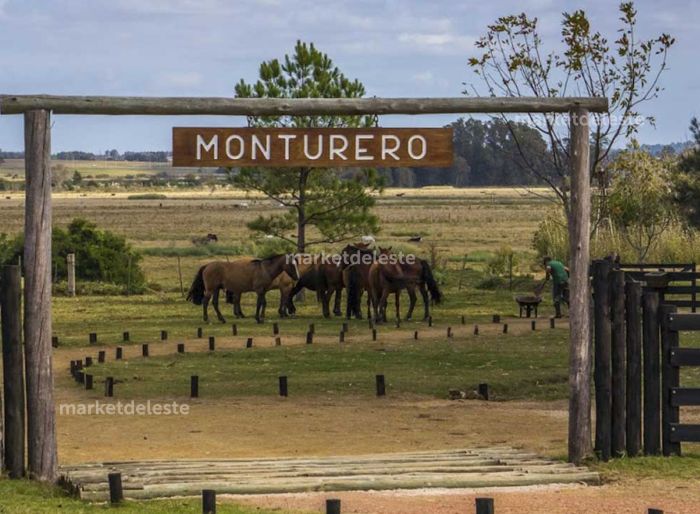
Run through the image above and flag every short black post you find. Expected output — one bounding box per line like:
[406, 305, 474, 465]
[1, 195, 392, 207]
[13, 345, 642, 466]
[648, 509, 663, 514]
[161, 330, 168, 341]
[326, 498, 341, 514]
[447, 327, 452, 338]
[232, 324, 238, 336]
[492, 315, 500, 324]
[85, 356, 93, 367]
[461, 315, 466, 325]
[115, 347, 123, 360]
[375, 374, 386, 396]
[108, 472, 123, 504]
[478, 383, 489, 401]
[52, 335, 59, 348]
[342, 322, 348, 333]
[372, 329, 377, 341]
[142, 343, 149, 357]
[246, 337, 253, 348]
[395, 319, 400, 328]
[98, 350, 106, 363]
[208, 336, 216, 351]
[273, 322, 279, 335]
[85, 374, 93, 390]
[279, 376, 288, 397]
[76, 371, 85, 384]
[123, 331, 130, 342]
[339, 331, 345, 343]
[414, 330, 418, 340]
[202, 489, 216, 514]
[428, 316, 433, 327]
[473, 325, 479, 336]
[197, 327, 203, 338]
[275, 336, 281, 346]
[191, 375, 199, 398]
[550, 317, 555, 329]
[89, 332, 97, 344]
[475, 497, 494, 514]
[308, 323, 315, 334]
[502, 323, 508, 334]
[105, 377, 114, 397]
[531, 320, 536, 331]
[306, 332, 313, 345]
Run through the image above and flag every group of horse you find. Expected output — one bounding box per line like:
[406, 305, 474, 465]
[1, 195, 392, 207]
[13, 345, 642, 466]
[186, 243, 442, 324]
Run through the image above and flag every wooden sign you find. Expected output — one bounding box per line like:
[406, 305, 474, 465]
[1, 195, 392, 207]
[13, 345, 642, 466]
[172, 127, 452, 167]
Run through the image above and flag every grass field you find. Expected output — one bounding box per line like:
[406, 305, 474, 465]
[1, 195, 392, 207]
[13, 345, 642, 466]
[1, 184, 700, 512]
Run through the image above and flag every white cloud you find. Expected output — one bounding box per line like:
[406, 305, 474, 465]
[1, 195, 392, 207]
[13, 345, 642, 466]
[398, 32, 475, 55]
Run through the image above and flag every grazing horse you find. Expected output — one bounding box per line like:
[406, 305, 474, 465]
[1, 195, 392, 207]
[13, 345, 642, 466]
[368, 247, 408, 322]
[401, 259, 442, 320]
[187, 254, 299, 323]
[342, 243, 376, 319]
[226, 269, 297, 319]
[287, 257, 345, 318]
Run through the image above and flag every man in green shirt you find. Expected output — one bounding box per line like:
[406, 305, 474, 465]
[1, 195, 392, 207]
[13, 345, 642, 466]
[543, 256, 569, 318]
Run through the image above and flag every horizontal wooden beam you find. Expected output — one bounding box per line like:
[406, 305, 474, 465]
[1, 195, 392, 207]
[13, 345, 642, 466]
[0, 94, 608, 116]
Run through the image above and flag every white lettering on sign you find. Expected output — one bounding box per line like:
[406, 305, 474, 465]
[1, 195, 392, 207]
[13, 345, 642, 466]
[196, 134, 218, 160]
[251, 135, 271, 160]
[225, 135, 244, 160]
[279, 134, 297, 160]
[381, 135, 401, 161]
[329, 135, 349, 160]
[303, 135, 323, 160]
[355, 134, 374, 161]
[407, 135, 427, 160]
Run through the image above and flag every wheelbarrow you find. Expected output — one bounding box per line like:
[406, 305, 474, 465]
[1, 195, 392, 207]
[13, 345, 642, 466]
[515, 295, 542, 318]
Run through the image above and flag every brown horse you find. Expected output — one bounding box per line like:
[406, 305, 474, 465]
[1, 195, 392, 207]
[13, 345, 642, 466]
[342, 243, 376, 319]
[187, 254, 299, 323]
[287, 256, 345, 318]
[368, 247, 407, 322]
[400, 259, 442, 320]
[226, 269, 297, 319]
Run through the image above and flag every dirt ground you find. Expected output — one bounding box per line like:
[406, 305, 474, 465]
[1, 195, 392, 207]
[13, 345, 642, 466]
[228, 482, 700, 514]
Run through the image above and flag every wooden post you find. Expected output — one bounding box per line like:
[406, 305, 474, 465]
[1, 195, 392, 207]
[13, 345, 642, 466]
[23, 109, 57, 482]
[1, 265, 25, 478]
[105, 377, 114, 397]
[502, 324, 508, 334]
[478, 383, 490, 401]
[197, 327, 203, 338]
[108, 472, 123, 504]
[191, 375, 199, 398]
[115, 347, 123, 360]
[85, 374, 93, 390]
[161, 330, 168, 341]
[232, 324, 237, 336]
[89, 332, 97, 344]
[375, 374, 386, 396]
[208, 336, 216, 351]
[473, 325, 479, 336]
[202, 489, 216, 514]
[177, 343, 185, 353]
[642, 291, 661, 455]
[122, 331, 129, 342]
[306, 332, 313, 344]
[372, 329, 377, 341]
[567, 107, 593, 465]
[610, 269, 626, 457]
[592, 259, 612, 461]
[66, 253, 76, 297]
[97, 350, 106, 364]
[273, 322, 279, 335]
[177, 256, 184, 298]
[339, 331, 344, 343]
[475, 497, 494, 514]
[326, 499, 341, 514]
[625, 280, 642, 457]
[279, 376, 288, 397]
[660, 304, 680, 456]
[142, 343, 149, 357]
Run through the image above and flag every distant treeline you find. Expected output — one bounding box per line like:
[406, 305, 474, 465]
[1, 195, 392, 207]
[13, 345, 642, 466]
[0, 149, 170, 162]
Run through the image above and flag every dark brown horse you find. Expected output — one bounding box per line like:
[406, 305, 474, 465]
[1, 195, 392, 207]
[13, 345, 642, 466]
[287, 256, 345, 318]
[187, 254, 299, 323]
[401, 259, 442, 320]
[343, 243, 376, 319]
[226, 268, 297, 319]
[368, 247, 408, 322]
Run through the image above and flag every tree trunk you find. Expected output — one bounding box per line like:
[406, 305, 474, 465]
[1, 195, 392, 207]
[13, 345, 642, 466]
[567, 108, 593, 465]
[296, 168, 309, 255]
[24, 109, 58, 482]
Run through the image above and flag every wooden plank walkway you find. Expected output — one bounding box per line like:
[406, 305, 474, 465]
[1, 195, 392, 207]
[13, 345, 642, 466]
[59, 448, 599, 501]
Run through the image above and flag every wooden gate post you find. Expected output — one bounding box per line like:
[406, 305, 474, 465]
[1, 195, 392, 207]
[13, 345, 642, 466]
[625, 280, 642, 457]
[642, 291, 661, 455]
[567, 107, 593, 464]
[23, 109, 58, 481]
[592, 259, 612, 461]
[1, 265, 26, 478]
[659, 304, 680, 456]
[610, 269, 626, 457]
[66, 253, 76, 297]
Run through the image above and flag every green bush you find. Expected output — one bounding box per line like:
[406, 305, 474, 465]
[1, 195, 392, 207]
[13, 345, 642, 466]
[1, 218, 146, 291]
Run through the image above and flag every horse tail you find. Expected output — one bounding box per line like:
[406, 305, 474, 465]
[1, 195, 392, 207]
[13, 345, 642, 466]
[187, 265, 207, 305]
[421, 259, 442, 304]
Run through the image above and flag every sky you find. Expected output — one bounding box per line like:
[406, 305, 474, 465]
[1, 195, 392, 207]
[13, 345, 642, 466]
[0, 0, 698, 152]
